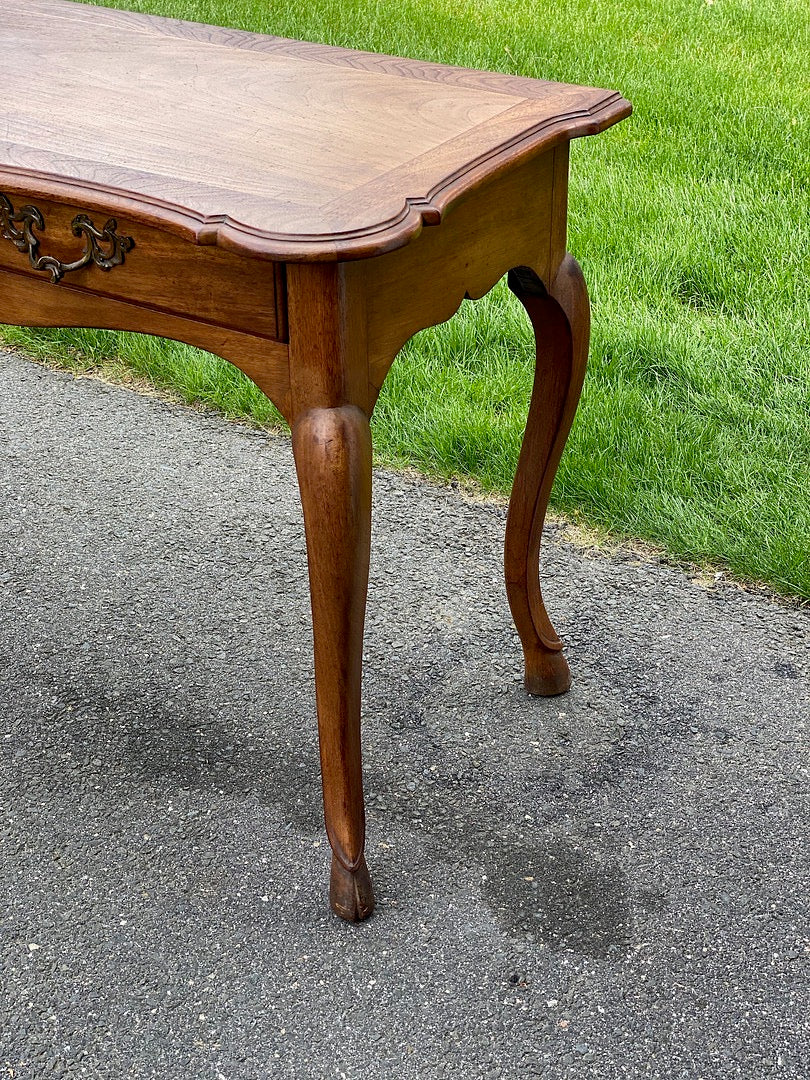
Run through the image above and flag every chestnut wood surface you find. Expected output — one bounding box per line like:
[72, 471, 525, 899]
[1, 0, 629, 260]
[0, 0, 630, 922]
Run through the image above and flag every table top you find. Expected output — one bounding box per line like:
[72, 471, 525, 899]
[1, 0, 630, 260]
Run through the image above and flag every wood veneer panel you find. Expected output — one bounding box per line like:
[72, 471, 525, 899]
[0, 0, 630, 260]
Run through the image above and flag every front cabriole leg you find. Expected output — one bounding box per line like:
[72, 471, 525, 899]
[505, 254, 590, 696]
[292, 404, 374, 920]
[287, 261, 375, 921]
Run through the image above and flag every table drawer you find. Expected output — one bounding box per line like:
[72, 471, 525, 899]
[0, 189, 287, 342]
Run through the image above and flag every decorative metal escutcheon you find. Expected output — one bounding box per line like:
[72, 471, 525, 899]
[0, 192, 134, 284]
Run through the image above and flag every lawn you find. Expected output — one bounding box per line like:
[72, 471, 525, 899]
[4, 0, 808, 597]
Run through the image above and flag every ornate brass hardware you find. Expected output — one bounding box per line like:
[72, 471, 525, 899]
[0, 192, 134, 283]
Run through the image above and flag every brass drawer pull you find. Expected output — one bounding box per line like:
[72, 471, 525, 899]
[0, 192, 134, 283]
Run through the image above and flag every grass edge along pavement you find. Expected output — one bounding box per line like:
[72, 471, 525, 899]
[5, 345, 806, 618]
[2, 0, 808, 599]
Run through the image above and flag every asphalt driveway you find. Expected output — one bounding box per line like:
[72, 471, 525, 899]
[1, 351, 808, 1079]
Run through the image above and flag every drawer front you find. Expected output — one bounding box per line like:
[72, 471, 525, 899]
[0, 189, 287, 342]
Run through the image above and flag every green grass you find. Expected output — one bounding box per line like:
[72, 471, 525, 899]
[4, 0, 809, 596]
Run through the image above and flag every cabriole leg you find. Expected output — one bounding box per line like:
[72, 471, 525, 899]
[505, 254, 590, 696]
[292, 404, 374, 920]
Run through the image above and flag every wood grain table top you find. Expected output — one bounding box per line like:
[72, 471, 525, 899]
[1, 0, 630, 260]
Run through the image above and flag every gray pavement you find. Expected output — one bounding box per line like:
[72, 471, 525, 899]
[0, 350, 808, 1080]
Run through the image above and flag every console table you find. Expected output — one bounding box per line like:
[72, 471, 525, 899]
[0, 0, 630, 921]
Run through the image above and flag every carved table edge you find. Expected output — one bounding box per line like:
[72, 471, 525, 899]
[0, 95, 629, 265]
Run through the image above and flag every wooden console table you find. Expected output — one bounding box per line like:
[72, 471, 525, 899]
[1, 0, 630, 920]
